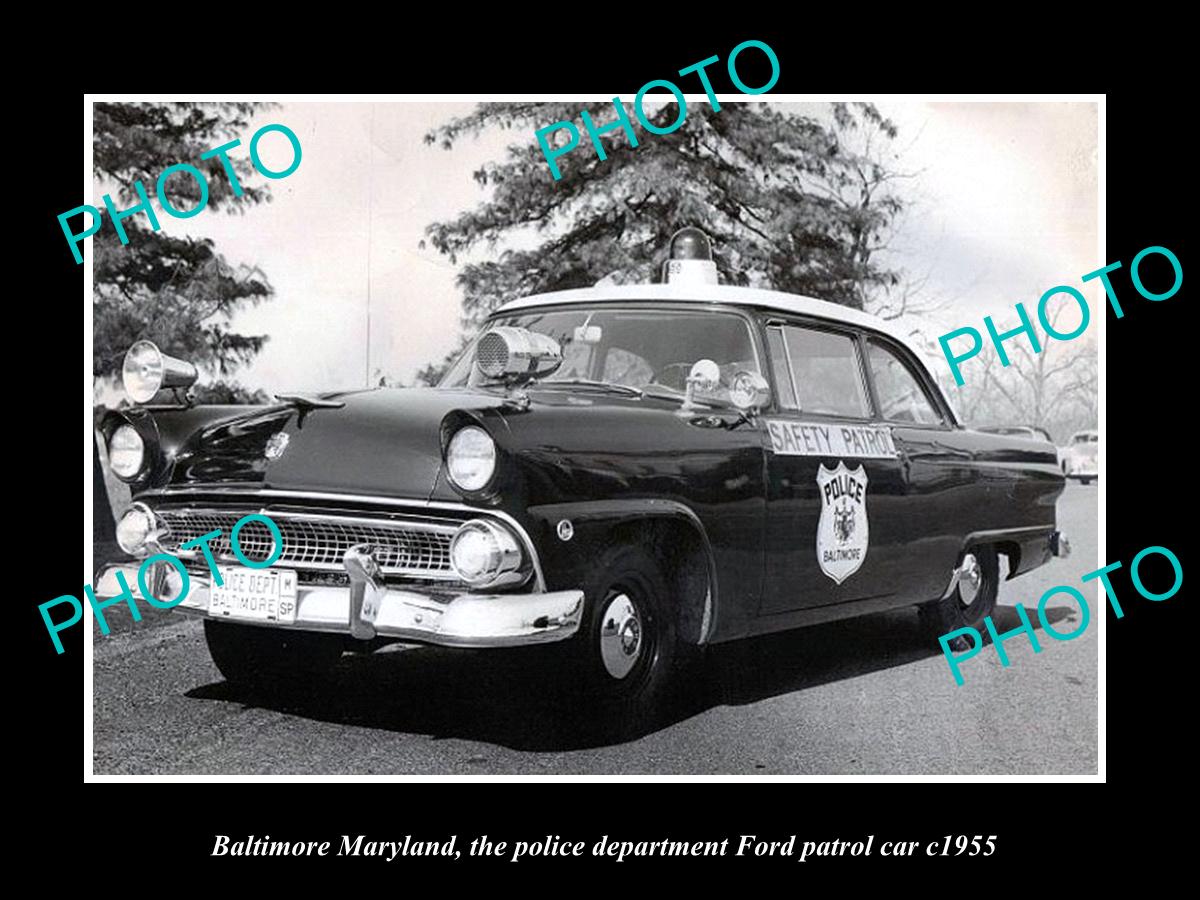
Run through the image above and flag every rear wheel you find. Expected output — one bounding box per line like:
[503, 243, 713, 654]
[919, 546, 1000, 650]
[1081, 477, 1095, 485]
[203, 619, 345, 687]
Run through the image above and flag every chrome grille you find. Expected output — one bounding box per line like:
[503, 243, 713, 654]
[156, 508, 458, 580]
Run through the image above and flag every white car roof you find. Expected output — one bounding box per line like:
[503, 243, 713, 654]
[495, 284, 923, 357]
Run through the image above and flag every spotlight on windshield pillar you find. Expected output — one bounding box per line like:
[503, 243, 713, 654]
[663, 227, 719, 285]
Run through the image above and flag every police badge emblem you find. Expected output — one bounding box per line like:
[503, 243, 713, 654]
[816, 461, 869, 584]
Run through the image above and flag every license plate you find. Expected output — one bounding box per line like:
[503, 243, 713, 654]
[209, 567, 298, 624]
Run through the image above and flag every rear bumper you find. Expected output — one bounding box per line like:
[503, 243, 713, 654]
[94, 564, 583, 649]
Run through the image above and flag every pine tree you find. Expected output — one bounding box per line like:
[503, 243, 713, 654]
[419, 101, 909, 382]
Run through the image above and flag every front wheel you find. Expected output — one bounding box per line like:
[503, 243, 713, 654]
[203, 619, 345, 687]
[919, 546, 1000, 649]
[573, 545, 684, 735]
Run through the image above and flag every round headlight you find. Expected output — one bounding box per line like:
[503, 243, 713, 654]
[116, 503, 157, 556]
[446, 426, 496, 492]
[108, 424, 146, 481]
[449, 520, 524, 587]
[122, 340, 166, 403]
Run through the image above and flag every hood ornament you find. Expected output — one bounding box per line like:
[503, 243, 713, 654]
[274, 392, 346, 427]
[274, 392, 346, 410]
[264, 431, 290, 460]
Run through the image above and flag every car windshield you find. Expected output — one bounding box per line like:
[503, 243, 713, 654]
[440, 307, 762, 403]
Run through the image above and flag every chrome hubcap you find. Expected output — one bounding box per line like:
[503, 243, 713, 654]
[600, 593, 642, 679]
[959, 553, 982, 607]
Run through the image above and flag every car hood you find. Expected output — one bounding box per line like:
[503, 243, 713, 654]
[164, 388, 510, 500]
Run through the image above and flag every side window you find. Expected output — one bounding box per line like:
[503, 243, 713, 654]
[770, 325, 870, 418]
[866, 339, 943, 425]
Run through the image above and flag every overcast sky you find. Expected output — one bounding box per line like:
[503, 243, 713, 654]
[96, 100, 1097, 394]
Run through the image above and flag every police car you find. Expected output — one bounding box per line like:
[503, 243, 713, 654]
[96, 228, 1069, 730]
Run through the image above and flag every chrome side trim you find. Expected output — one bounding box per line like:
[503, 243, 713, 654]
[136, 487, 548, 591]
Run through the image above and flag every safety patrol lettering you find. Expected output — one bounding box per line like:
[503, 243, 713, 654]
[766, 420, 896, 459]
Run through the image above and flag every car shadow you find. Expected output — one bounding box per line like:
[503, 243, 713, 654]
[185, 604, 1079, 753]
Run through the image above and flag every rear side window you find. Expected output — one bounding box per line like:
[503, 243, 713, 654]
[866, 340, 944, 425]
[768, 325, 870, 418]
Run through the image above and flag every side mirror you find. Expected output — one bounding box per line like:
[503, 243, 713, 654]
[729, 371, 771, 414]
[475, 326, 563, 383]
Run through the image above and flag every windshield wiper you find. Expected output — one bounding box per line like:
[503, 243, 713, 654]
[540, 379, 644, 397]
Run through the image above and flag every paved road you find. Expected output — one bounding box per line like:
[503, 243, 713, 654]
[92, 484, 1098, 775]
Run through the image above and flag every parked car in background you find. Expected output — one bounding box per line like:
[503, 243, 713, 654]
[94, 228, 1070, 732]
[1059, 429, 1099, 484]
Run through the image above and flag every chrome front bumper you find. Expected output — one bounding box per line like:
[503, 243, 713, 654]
[93, 563, 584, 649]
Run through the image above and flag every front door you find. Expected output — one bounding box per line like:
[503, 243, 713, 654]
[758, 321, 911, 614]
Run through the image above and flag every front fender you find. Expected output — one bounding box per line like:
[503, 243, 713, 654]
[526, 498, 720, 644]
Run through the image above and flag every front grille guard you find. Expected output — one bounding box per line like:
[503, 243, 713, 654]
[154, 507, 462, 583]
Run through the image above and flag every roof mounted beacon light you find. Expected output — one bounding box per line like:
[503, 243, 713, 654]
[663, 227, 719, 286]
